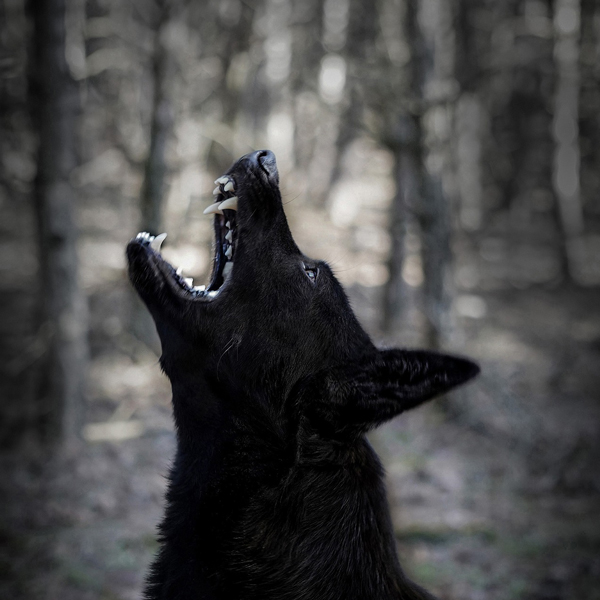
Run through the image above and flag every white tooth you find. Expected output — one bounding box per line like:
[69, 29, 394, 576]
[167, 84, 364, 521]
[193, 285, 206, 292]
[150, 232, 167, 252]
[225, 230, 233, 242]
[224, 181, 234, 192]
[184, 277, 193, 287]
[207, 290, 219, 298]
[203, 202, 224, 215]
[218, 196, 238, 211]
[226, 221, 231, 229]
[215, 176, 229, 185]
[225, 246, 233, 259]
[212, 186, 220, 196]
[223, 262, 233, 278]
[176, 266, 183, 275]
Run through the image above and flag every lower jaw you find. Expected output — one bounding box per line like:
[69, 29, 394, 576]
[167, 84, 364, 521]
[135, 175, 239, 300]
[135, 232, 235, 301]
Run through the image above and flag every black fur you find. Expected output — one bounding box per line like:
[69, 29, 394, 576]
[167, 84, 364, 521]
[127, 150, 479, 600]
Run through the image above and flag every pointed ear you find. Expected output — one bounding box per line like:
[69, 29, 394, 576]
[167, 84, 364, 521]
[364, 348, 480, 412]
[295, 349, 479, 438]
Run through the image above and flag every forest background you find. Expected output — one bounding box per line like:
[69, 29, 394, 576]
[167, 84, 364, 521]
[1, 0, 599, 598]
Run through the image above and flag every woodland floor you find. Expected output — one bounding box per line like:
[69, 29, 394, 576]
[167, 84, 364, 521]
[1, 182, 599, 600]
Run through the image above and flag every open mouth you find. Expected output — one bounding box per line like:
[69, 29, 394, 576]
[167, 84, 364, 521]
[134, 174, 239, 300]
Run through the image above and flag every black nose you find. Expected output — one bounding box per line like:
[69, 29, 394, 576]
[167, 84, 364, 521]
[248, 150, 278, 183]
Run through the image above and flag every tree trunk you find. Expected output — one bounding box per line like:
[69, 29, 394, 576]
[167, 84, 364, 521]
[553, 0, 584, 280]
[454, 0, 483, 233]
[414, 0, 454, 349]
[328, 0, 376, 191]
[382, 115, 421, 334]
[28, 0, 88, 450]
[133, 4, 174, 352]
[578, 0, 599, 224]
[289, 0, 324, 169]
[381, 0, 428, 342]
[140, 7, 174, 235]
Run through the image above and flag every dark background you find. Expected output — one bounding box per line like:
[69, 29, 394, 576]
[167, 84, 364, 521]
[1, 0, 599, 598]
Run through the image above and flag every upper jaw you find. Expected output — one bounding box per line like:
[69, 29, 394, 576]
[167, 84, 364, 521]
[202, 172, 241, 297]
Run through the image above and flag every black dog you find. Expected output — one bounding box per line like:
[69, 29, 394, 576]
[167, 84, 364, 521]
[127, 150, 479, 600]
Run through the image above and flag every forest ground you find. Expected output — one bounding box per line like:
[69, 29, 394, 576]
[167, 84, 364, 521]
[1, 173, 599, 600]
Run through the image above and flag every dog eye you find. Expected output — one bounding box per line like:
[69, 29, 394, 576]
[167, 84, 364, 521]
[302, 263, 318, 283]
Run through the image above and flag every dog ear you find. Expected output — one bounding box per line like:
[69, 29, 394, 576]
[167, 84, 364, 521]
[296, 349, 479, 438]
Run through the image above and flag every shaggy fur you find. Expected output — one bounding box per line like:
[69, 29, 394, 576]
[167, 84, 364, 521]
[127, 150, 479, 600]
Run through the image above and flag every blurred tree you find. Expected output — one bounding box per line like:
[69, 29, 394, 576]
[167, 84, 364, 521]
[328, 0, 375, 190]
[28, 0, 88, 450]
[381, 0, 454, 349]
[290, 0, 324, 171]
[508, 2, 560, 277]
[379, 0, 420, 335]
[553, 0, 584, 280]
[415, 0, 455, 349]
[207, 0, 258, 170]
[454, 0, 483, 235]
[578, 0, 600, 225]
[140, 0, 175, 235]
[133, 0, 176, 352]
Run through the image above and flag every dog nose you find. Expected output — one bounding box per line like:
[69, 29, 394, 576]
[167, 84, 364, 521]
[255, 149, 276, 173]
[249, 150, 278, 182]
